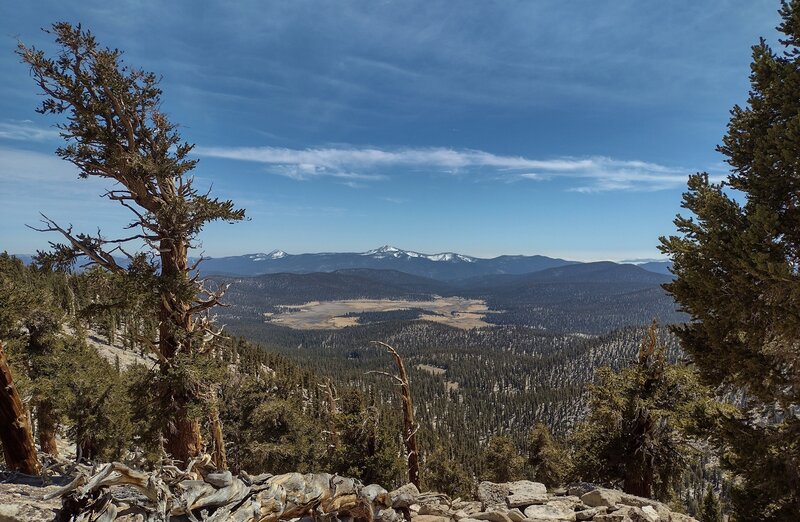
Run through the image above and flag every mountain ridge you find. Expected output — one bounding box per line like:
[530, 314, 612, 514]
[195, 246, 672, 280]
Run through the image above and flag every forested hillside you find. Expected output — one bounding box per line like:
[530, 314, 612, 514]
[215, 263, 684, 333]
[223, 319, 684, 473]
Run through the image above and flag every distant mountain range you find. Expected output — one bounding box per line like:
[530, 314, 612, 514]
[9, 246, 673, 281]
[197, 245, 672, 281]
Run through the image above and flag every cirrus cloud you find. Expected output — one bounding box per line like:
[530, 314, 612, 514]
[195, 145, 705, 192]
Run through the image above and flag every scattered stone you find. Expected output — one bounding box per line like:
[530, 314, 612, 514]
[575, 507, 607, 520]
[471, 511, 513, 522]
[669, 514, 699, 522]
[506, 481, 548, 508]
[452, 500, 483, 515]
[478, 481, 510, 510]
[0, 483, 61, 522]
[0, 465, 700, 522]
[523, 503, 577, 521]
[391, 483, 421, 509]
[567, 482, 598, 498]
[639, 505, 659, 522]
[413, 516, 452, 522]
[580, 488, 622, 509]
[419, 503, 453, 517]
[546, 496, 581, 509]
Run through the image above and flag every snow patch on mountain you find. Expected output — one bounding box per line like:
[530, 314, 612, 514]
[361, 245, 475, 263]
[248, 250, 288, 261]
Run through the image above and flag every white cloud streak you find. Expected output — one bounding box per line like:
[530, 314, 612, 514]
[196, 145, 698, 192]
[0, 121, 60, 142]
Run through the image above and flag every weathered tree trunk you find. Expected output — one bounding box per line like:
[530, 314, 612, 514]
[158, 239, 203, 465]
[0, 342, 41, 474]
[370, 342, 420, 489]
[37, 400, 59, 457]
[209, 399, 227, 470]
[164, 402, 203, 466]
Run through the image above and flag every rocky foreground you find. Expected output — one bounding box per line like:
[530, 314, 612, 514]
[0, 457, 697, 522]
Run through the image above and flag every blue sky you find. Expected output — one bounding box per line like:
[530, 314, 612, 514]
[0, 1, 781, 260]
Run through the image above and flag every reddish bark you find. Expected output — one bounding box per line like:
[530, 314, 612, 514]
[0, 342, 41, 474]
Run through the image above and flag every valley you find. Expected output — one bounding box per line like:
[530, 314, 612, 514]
[266, 296, 491, 329]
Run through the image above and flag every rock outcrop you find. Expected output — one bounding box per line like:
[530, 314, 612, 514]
[0, 462, 698, 522]
[408, 480, 696, 522]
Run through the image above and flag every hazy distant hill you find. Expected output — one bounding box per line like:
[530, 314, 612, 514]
[11, 248, 674, 280]
[215, 268, 454, 313]
[215, 263, 682, 333]
[199, 245, 577, 280]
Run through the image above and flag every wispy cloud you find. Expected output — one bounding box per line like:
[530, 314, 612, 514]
[196, 145, 699, 192]
[0, 120, 60, 142]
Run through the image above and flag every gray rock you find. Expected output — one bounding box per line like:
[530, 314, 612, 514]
[580, 488, 622, 508]
[506, 481, 548, 508]
[419, 503, 453, 517]
[668, 514, 699, 522]
[413, 515, 452, 522]
[378, 507, 403, 522]
[545, 497, 580, 509]
[507, 508, 526, 522]
[638, 506, 660, 522]
[472, 511, 513, 522]
[452, 501, 483, 515]
[478, 482, 510, 510]
[566, 482, 597, 498]
[0, 484, 61, 522]
[391, 483, 421, 509]
[523, 503, 577, 521]
[594, 505, 665, 522]
[575, 507, 607, 520]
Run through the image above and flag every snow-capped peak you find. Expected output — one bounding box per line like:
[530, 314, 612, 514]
[248, 250, 288, 261]
[361, 246, 475, 263]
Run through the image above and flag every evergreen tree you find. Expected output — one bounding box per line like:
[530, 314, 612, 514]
[18, 24, 245, 464]
[526, 423, 571, 488]
[483, 435, 525, 483]
[660, 2, 800, 518]
[571, 323, 714, 501]
[700, 484, 723, 522]
[424, 446, 474, 498]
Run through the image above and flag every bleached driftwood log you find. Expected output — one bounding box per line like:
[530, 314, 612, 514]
[46, 454, 398, 522]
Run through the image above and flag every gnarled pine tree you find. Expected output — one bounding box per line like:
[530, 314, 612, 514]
[18, 23, 245, 465]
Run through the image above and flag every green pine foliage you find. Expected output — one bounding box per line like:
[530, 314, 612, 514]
[700, 484, 723, 522]
[526, 423, 572, 488]
[659, 1, 800, 518]
[424, 447, 474, 498]
[570, 323, 717, 502]
[483, 435, 525, 483]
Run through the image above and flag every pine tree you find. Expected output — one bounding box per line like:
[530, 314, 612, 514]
[659, 2, 800, 518]
[424, 446, 474, 498]
[483, 435, 525, 483]
[571, 323, 713, 501]
[526, 423, 571, 488]
[18, 24, 245, 464]
[700, 484, 723, 522]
